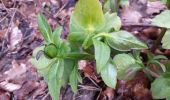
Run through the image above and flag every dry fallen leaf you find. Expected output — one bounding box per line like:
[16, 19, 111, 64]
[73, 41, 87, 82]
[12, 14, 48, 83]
[79, 60, 101, 83]
[133, 84, 153, 100]
[120, 7, 142, 24]
[102, 87, 115, 100]
[9, 26, 23, 50]
[4, 60, 27, 81]
[0, 81, 21, 92]
[147, 1, 166, 15]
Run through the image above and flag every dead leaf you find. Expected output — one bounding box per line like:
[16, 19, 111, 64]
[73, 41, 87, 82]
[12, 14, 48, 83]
[147, 1, 166, 15]
[0, 81, 21, 92]
[102, 87, 115, 100]
[13, 81, 39, 100]
[133, 84, 153, 100]
[120, 7, 142, 24]
[79, 60, 101, 83]
[9, 26, 23, 50]
[4, 60, 27, 81]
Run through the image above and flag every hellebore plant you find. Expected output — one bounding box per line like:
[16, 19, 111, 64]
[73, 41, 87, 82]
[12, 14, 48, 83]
[30, 0, 170, 99]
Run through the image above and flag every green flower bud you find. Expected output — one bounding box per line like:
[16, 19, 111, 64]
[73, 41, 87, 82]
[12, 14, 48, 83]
[44, 44, 58, 58]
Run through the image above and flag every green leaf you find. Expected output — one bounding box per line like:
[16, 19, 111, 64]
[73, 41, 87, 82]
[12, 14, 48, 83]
[101, 61, 117, 88]
[48, 60, 64, 100]
[120, 0, 129, 6]
[123, 64, 142, 80]
[73, 0, 105, 32]
[82, 33, 95, 49]
[38, 13, 52, 43]
[151, 77, 170, 99]
[69, 64, 81, 93]
[103, 0, 110, 12]
[93, 39, 110, 73]
[62, 59, 75, 86]
[99, 12, 121, 32]
[153, 55, 168, 60]
[31, 54, 56, 80]
[113, 54, 139, 80]
[53, 26, 62, 46]
[106, 31, 148, 51]
[167, 97, 170, 100]
[162, 29, 170, 49]
[68, 15, 86, 43]
[152, 10, 170, 28]
[57, 41, 71, 58]
[165, 61, 170, 72]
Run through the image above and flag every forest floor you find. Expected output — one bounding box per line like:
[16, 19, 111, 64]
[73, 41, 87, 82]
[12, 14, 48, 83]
[0, 0, 169, 100]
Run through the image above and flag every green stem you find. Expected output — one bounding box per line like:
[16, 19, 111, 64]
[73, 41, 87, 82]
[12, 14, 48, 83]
[144, 68, 160, 78]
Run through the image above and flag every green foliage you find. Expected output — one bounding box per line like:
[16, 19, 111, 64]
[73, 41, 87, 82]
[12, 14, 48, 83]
[147, 53, 167, 72]
[101, 61, 117, 88]
[69, 64, 82, 93]
[106, 31, 148, 51]
[162, 29, 170, 49]
[33, 0, 151, 99]
[152, 10, 170, 49]
[48, 60, 64, 100]
[38, 13, 52, 43]
[152, 10, 170, 28]
[73, 0, 105, 32]
[99, 12, 121, 32]
[113, 54, 142, 80]
[33, 13, 83, 100]
[44, 44, 58, 58]
[151, 76, 170, 99]
[53, 26, 62, 46]
[93, 39, 110, 73]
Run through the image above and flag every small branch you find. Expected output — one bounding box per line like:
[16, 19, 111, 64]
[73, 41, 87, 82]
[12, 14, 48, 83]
[122, 23, 159, 27]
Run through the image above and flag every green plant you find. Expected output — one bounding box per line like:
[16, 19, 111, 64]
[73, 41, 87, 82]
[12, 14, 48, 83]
[68, 0, 147, 87]
[151, 10, 170, 49]
[149, 9, 170, 99]
[31, 13, 92, 100]
[31, 0, 150, 99]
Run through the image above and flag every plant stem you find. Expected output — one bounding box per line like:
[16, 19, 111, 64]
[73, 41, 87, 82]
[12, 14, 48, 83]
[144, 68, 160, 78]
[151, 28, 167, 52]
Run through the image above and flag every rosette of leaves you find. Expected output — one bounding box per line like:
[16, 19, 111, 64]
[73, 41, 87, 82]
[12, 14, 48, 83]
[31, 13, 95, 100]
[68, 0, 147, 88]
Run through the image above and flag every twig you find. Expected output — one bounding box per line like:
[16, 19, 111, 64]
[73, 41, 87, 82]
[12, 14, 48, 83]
[42, 92, 50, 100]
[78, 85, 101, 91]
[54, 2, 68, 18]
[0, 13, 9, 23]
[96, 89, 102, 100]
[0, 0, 9, 11]
[87, 76, 101, 88]
[5, 9, 17, 38]
[122, 23, 159, 27]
